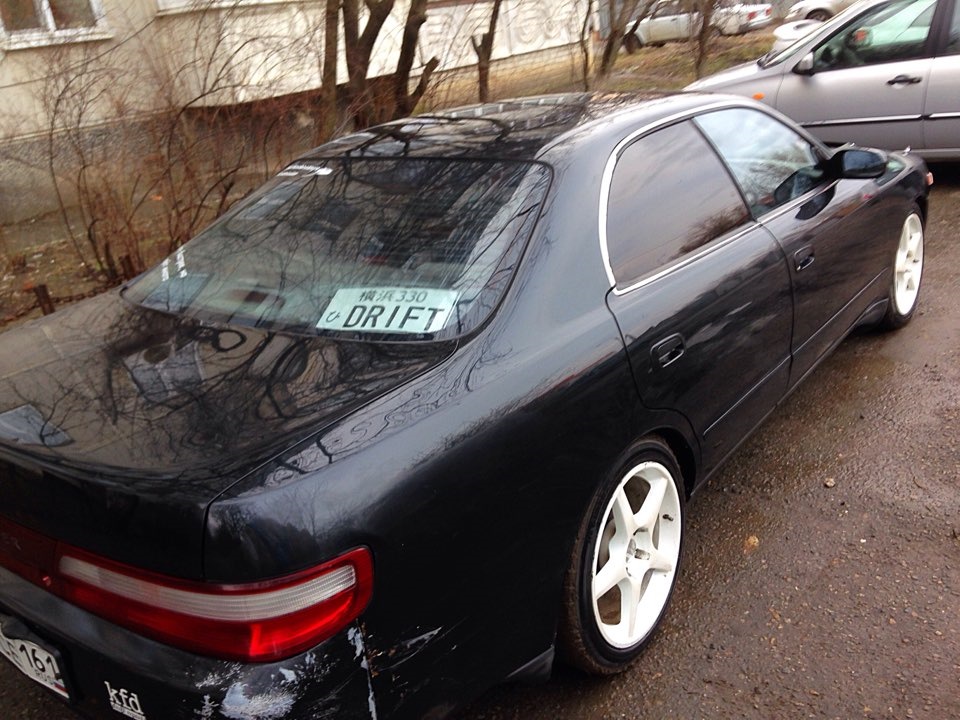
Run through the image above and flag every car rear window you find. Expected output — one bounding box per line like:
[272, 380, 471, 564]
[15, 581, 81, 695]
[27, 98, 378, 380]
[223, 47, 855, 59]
[124, 158, 550, 340]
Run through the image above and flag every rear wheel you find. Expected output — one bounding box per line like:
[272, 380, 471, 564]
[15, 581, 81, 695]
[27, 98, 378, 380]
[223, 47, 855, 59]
[880, 210, 924, 330]
[560, 438, 684, 674]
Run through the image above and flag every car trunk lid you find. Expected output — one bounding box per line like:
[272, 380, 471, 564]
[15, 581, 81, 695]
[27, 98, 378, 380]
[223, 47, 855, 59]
[0, 294, 455, 579]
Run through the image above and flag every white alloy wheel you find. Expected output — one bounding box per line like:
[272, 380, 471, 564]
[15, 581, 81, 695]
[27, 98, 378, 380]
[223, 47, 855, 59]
[892, 212, 924, 317]
[590, 460, 682, 649]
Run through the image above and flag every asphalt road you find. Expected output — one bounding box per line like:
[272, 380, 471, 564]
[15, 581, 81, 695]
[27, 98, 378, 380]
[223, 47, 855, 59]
[1, 165, 958, 720]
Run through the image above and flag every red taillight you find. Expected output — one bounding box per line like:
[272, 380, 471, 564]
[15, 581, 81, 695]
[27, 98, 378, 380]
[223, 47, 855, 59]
[0, 517, 373, 662]
[748, 10, 758, 20]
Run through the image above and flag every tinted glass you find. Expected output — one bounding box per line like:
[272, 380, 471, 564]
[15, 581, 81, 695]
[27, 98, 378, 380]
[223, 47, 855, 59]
[606, 121, 749, 288]
[813, 0, 936, 70]
[125, 158, 550, 340]
[696, 108, 823, 216]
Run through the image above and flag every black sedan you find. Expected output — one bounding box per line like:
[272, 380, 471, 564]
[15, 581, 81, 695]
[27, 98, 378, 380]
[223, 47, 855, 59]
[0, 93, 928, 719]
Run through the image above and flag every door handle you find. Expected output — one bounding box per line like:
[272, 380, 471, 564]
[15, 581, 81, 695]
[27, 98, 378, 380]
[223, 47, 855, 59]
[652, 334, 685, 368]
[794, 245, 815, 272]
[886, 74, 922, 85]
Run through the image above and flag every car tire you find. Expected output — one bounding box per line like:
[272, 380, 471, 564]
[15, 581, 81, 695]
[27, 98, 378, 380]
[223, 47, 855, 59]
[807, 9, 831, 21]
[623, 33, 642, 54]
[880, 209, 924, 330]
[559, 437, 685, 674]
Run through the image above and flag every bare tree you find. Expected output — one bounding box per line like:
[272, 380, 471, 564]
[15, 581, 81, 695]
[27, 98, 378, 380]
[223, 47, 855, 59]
[318, 0, 342, 143]
[471, 0, 503, 103]
[392, 0, 440, 118]
[596, 0, 644, 78]
[578, 0, 596, 90]
[692, 0, 719, 78]
[342, 0, 396, 127]
[341, 0, 439, 126]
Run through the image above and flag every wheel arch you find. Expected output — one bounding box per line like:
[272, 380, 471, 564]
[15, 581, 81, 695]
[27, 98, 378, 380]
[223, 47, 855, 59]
[915, 194, 928, 225]
[648, 426, 698, 499]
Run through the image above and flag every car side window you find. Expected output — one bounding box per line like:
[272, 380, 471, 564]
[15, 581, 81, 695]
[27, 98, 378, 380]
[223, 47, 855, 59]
[813, 0, 937, 71]
[606, 121, 750, 289]
[695, 108, 824, 217]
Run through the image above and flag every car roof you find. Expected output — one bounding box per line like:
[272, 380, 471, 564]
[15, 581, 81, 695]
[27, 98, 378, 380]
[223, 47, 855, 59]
[300, 92, 752, 164]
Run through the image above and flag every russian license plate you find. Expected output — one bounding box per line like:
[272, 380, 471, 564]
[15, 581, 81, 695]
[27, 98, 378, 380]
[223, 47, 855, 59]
[0, 616, 69, 699]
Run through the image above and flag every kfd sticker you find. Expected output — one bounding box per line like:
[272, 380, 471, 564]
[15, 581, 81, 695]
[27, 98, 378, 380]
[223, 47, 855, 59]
[104, 681, 146, 720]
[317, 287, 460, 334]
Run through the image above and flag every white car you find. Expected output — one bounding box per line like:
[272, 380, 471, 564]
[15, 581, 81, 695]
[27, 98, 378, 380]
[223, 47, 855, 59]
[722, 1, 776, 32]
[771, 18, 824, 52]
[630, 0, 772, 47]
[785, 0, 861, 21]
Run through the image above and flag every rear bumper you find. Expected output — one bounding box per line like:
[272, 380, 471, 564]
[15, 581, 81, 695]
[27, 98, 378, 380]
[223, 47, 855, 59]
[0, 567, 376, 720]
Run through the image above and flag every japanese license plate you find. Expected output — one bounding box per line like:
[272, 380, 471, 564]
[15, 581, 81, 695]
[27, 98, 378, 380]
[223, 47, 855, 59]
[0, 615, 69, 699]
[317, 287, 461, 334]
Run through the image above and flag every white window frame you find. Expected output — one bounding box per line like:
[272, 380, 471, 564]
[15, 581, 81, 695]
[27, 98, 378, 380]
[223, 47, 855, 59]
[155, 0, 298, 14]
[0, 0, 111, 50]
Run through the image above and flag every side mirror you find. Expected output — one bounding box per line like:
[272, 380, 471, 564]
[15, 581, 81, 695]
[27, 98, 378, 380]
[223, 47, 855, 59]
[830, 148, 888, 179]
[794, 52, 815, 75]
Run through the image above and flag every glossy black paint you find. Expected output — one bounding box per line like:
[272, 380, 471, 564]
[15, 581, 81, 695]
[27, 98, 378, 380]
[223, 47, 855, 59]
[0, 93, 929, 719]
[0, 294, 455, 578]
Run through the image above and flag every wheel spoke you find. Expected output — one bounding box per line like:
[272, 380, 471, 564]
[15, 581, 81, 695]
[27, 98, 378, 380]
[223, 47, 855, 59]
[611, 487, 637, 537]
[594, 555, 627, 599]
[906, 228, 922, 258]
[620, 576, 643, 638]
[634, 475, 666, 532]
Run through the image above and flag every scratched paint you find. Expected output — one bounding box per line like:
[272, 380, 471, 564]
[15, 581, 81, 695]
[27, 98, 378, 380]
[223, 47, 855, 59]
[220, 683, 296, 720]
[347, 627, 379, 720]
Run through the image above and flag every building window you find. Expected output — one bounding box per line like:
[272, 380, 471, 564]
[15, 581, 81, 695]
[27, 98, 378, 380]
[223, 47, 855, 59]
[1, 0, 108, 47]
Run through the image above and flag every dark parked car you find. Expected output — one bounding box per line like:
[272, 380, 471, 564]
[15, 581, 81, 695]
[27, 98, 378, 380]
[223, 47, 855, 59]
[0, 93, 929, 720]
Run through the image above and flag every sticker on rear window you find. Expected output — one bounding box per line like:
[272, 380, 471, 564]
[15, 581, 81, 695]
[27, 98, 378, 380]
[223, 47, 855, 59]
[317, 287, 460, 334]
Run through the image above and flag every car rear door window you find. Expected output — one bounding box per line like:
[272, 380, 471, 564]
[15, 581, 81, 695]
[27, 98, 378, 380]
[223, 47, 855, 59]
[605, 121, 750, 289]
[695, 108, 824, 216]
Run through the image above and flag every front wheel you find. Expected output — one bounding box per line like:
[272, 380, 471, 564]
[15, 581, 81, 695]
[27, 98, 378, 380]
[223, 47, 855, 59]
[560, 438, 685, 674]
[880, 210, 924, 330]
[622, 32, 642, 54]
